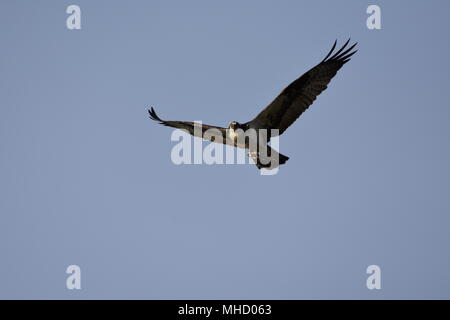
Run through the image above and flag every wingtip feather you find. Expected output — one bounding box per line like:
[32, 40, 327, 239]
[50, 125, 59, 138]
[148, 107, 164, 123]
[322, 39, 358, 64]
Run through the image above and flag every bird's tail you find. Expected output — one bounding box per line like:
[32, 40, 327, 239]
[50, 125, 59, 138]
[249, 146, 289, 170]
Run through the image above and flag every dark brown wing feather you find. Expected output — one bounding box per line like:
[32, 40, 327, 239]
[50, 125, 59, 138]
[148, 108, 231, 145]
[247, 39, 357, 135]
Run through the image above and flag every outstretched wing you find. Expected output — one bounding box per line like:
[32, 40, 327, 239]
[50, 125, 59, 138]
[148, 107, 231, 145]
[246, 39, 357, 135]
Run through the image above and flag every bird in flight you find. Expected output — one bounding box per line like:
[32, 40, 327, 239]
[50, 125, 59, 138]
[149, 39, 357, 170]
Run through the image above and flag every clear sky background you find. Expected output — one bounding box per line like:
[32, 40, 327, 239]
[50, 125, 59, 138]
[1, 0, 449, 299]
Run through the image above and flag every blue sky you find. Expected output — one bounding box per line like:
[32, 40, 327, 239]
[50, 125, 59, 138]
[1, 0, 449, 299]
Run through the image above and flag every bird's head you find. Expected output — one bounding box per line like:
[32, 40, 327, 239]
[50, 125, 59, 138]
[228, 121, 240, 130]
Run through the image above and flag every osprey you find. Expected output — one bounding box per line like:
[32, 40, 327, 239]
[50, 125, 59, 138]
[149, 39, 357, 169]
